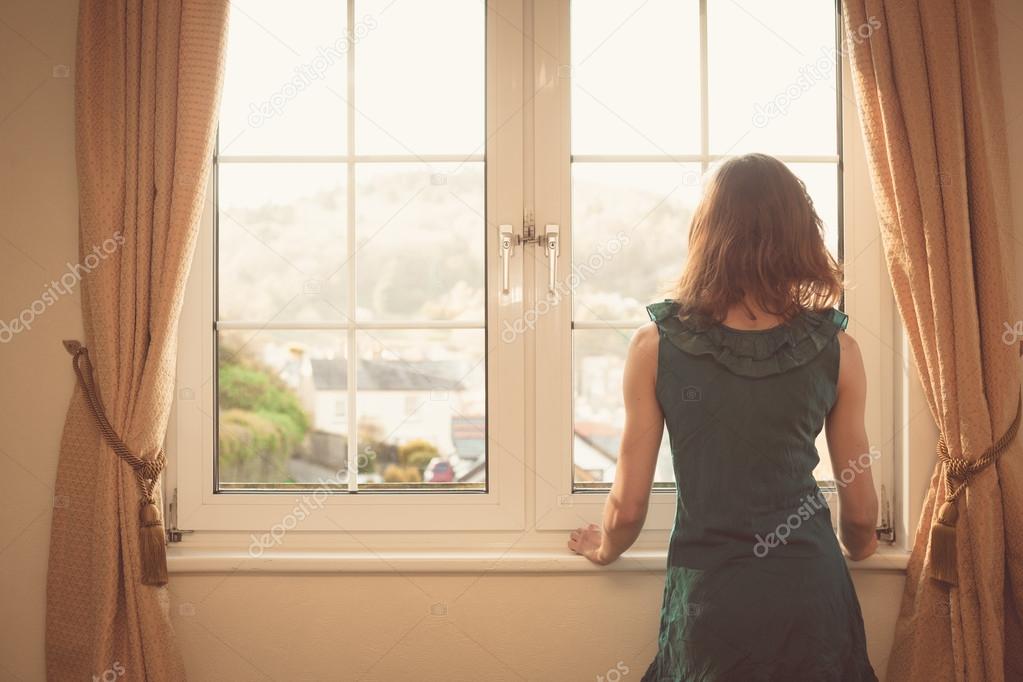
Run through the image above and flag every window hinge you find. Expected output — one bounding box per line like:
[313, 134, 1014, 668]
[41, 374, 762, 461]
[167, 527, 194, 543]
[164, 487, 193, 543]
[875, 484, 895, 543]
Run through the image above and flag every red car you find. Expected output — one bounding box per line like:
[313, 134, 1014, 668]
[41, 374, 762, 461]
[425, 457, 455, 483]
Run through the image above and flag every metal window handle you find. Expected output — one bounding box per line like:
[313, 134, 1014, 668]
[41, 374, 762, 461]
[498, 224, 514, 293]
[498, 220, 558, 294]
[544, 224, 560, 293]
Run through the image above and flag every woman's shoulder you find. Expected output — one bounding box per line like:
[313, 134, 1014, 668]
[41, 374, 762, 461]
[623, 322, 661, 387]
[629, 322, 661, 358]
[835, 326, 864, 375]
[836, 326, 857, 349]
[633, 320, 660, 342]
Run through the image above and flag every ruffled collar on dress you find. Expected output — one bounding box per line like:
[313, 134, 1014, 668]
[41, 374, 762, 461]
[645, 300, 849, 378]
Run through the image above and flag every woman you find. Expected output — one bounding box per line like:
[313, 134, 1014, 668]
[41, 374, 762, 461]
[568, 154, 879, 681]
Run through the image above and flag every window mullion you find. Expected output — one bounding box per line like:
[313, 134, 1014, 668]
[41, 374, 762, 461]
[346, 0, 358, 492]
[699, 0, 709, 176]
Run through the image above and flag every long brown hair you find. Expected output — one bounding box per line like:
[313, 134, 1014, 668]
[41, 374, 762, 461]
[673, 153, 843, 322]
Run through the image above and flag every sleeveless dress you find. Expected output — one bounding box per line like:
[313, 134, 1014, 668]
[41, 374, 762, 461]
[640, 300, 877, 682]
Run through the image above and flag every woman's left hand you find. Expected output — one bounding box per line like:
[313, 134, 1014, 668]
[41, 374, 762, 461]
[568, 523, 611, 565]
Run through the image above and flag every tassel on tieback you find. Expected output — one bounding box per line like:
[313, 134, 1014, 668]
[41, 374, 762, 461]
[139, 498, 169, 586]
[63, 340, 170, 586]
[928, 393, 1020, 587]
[927, 499, 959, 586]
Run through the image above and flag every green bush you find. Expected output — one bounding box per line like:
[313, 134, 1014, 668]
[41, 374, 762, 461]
[383, 463, 423, 483]
[397, 439, 439, 473]
[219, 409, 293, 482]
[219, 362, 309, 434]
[217, 346, 311, 483]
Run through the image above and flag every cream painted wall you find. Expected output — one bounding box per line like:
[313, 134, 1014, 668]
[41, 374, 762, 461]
[0, 1, 1020, 681]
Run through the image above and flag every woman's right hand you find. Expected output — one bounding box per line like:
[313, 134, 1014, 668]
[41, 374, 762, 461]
[567, 523, 612, 565]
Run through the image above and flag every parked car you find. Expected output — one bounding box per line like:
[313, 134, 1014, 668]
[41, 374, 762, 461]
[424, 457, 455, 483]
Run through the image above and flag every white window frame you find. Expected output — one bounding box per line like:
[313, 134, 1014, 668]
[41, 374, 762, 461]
[170, 0, 527, 532]
[167, 0, 912, 561]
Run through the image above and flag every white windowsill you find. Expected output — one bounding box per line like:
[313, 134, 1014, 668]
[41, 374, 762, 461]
[167, 546, 910, 575]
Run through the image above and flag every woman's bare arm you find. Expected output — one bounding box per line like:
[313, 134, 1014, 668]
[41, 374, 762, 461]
[568, 322, 664, 564]
[824, 332, 879, 561]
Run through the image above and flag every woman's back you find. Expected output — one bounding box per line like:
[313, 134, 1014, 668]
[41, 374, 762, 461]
[641, 300, 877, 681]
[651, 299, 847, 567]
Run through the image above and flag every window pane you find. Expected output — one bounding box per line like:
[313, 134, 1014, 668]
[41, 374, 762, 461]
[355, 0, 484, 155]
[571, 0, 700, 155]
[815, 432, 834, 483]
[218, 163, 347, 322]
[355, 329, 485, 489]
[218, 330, 347, 488]
[572, 163, 701, 322]
[355, 163, 484, 321]
[574, 329, 674, 485]
[219, 0, 347, 155]
[788, 163, 840, 256]
[708, 0, 837, 155]
[216, 1, 490, 495]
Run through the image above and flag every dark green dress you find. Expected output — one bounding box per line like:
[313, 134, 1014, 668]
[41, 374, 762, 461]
[641, 300, 876, 682]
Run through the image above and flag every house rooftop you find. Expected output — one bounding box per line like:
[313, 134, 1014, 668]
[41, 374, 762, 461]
[309, 357, 465, 392]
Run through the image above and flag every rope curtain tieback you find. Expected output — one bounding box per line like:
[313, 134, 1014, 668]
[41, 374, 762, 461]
[928, 391, 1022, 586]
[62, 339, 169, 586]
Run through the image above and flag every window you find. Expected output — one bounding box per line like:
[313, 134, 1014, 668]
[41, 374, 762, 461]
[173, 0, 895, 540]
[175, 0, 526, 531]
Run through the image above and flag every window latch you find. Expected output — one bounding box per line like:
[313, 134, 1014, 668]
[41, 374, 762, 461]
[543, 224, 560, 293]
[506, 210, 560, 294]
[498, 224, 514, 293]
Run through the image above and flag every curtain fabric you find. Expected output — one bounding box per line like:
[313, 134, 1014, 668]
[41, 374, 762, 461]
[842, 1, 1022, 680]
[46, 1, 228, 679]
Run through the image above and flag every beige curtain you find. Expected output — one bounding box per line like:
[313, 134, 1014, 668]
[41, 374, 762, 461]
[842, 0, 1022, 680]
[46, 1, 228, 679]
